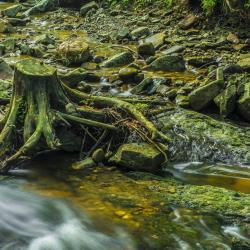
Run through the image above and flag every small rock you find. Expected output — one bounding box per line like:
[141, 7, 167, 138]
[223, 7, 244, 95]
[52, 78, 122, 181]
[72, 157, 96, 170]
[147, 55, 186, 72]
[144, 32, 166, 49]
[237, 54, 250, 72]
[162, 45, 185, 55]
[101, 51, 134, 68]
[80, 1, 99, 17]
[138, 42, 155, 56]
[57, 39, 91, 66]
[118, 67, 139, 82]
[227, 33, 240, 44]
[92, 148, 105, 163]
[178, 14, 199, 30]
[130, 26, 150, 40]
[187, 56, 215, 67]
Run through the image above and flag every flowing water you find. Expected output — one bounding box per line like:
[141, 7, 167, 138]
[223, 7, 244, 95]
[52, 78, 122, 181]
[0, 2, 250, 249]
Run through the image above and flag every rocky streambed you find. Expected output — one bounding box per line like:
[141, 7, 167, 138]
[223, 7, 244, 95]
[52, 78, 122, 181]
[0, 1, 250, 249]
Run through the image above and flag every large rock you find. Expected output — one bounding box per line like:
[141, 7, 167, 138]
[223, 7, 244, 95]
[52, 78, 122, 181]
[147, 55, 186, 72]
[214, 84, 237, 117]
[238, 82, 250, 122]
[110, 143, 164, 171]
[156, 108, 250, 164]
[100, 51, 134, 68]
[80, 1, 98, 16]
[237, 54, 250, 72]
[189, 80, 224, 111]
[57, 40, 91, 66]
[2, 4, 22, 18]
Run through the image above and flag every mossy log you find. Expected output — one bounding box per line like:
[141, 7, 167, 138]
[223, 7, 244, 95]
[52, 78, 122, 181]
[0, 59, 169, 172]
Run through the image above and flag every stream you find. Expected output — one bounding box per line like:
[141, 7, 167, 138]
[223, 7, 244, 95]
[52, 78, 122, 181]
[0, 1, 250, 249]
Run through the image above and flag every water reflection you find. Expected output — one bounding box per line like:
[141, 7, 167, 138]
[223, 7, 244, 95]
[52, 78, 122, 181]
[166, 162, 250, 193]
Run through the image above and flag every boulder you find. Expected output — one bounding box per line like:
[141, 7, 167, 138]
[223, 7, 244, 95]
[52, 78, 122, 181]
[2, 4, 22, 18]
[214, 84, 237, 117]
[57, 40, 91, 66]
[144, 32, 166, 49]
[130, 27, 150, 40]
[238, 82, 250, 122]
[101, 51, 134, 68]
[138, 42, 155, 56]
[189, 80, 224, 111]
[237, 54, 250, 72]
[147, 55, 186, 72]
[110, 143, 164, 171]
[80, 1, 98, 17]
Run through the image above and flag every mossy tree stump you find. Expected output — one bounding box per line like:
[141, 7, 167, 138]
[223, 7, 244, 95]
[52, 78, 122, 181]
[0, 59, 169, 172]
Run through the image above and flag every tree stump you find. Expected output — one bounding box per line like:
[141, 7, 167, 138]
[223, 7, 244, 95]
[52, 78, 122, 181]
[0, 59, 170, 172]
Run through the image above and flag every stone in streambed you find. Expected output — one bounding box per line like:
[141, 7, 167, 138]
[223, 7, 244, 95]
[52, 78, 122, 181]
[101, 51, 134, 68]
[118, 67, 139, 82]
[189, 80, 224, 111]
[72, 157, 96, 170]
[57, 40, 91, 66]
[130, 27, 150, 40]
[214, 84, 237, 117]
[187, 56, 215, 67]
[0, 20, 12, 33]
[110, 143, 165, 171]
[238, 82, 250, 122]
[162, 45, 185, 55]
[144, 32, 166, 49]
[138, 42, 155, 56]
[147, 55, 186, 72]
[92, 148, 105, 163]
[237, 54, 250, 73]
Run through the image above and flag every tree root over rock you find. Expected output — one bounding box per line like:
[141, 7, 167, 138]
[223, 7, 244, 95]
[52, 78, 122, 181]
[0, 59, 170, 173]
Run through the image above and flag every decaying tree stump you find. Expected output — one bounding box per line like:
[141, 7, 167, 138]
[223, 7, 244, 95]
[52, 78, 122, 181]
[0, 59, 170, 172]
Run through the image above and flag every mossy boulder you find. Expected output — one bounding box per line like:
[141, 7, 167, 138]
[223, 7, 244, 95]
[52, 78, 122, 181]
[189, 80, 224, 111]
[57, 40, 91, 66]
[110, 143, 164, 171]
[118, 67, 139, 82]
[214, 84, 237, 117]
[2, 4, 22, 18]
[100, 51, 134, 68]
[238, 81, 250, 122]
[155, 108, 250, 163]
[147, 55, 186, 72]
[237, 54, 250, 72]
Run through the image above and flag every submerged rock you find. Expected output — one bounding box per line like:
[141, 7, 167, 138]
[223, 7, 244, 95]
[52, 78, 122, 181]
[110, 143, 164, 171]
[147, 55, 186, 72]
[101, 51, 134, 68]
[57, 40, 91, 66]
[189, 80, 224, 111]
